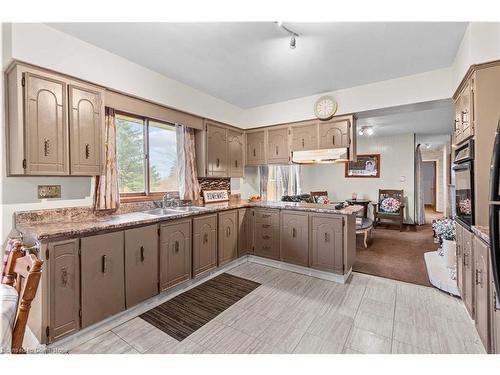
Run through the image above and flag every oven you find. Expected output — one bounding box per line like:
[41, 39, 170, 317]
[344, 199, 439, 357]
[453, 140, 474, 229]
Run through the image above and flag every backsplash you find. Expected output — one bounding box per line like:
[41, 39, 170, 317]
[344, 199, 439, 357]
[198, 177, 231, 195]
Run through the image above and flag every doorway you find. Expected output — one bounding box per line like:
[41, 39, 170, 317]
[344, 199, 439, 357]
[423, 160, 437, 211]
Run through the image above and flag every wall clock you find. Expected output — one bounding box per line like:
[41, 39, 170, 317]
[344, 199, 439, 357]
[314, 95, 338, 120]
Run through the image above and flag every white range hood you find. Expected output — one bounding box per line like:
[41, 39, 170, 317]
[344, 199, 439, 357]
[291, 148, 350, 164]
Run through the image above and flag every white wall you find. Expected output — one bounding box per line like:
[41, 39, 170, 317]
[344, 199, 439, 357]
[421, 146, 446, 213]
[300, 134, 416, 223]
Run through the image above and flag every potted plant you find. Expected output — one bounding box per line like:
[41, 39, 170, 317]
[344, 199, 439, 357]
[432, 219, 456, 269]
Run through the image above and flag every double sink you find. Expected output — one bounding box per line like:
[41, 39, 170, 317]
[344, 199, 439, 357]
[143, 206, 209, 217]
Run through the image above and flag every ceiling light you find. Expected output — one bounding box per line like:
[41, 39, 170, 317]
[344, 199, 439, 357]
[358, 126, 374, 136]
[358, 129, 364, 136]
[366, 127, 374, 135]
[290, 34, 296, 49]
[275, 21, 299, 50]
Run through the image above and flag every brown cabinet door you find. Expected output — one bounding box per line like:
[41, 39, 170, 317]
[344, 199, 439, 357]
[193, 215, 217, 276]
[246, 131, 266, 165]
[280, 211, 309, 266]
[24, 72, 68, 175]
[124, 225, 159, 308]
[291, 122, 318, 151]
[69, 84, 103, 176]
[81, 231, 125, 328]
[207, 123, 228, 176]
[238, 208, 254, 256]
[453, 98, 463, 145]
[48, 239, 80, 341]
[228, 129, 244, 177]
[319, 119, 350, 149]
[456, 223, 464, 296]
[218, 210, 238, 266]
[267, 128, 290, 164]
[310, 214, 344, 273]
[254, 209, 280, 260]
[491, 264, 500, 354]
[460, 80, 474, 142]
[463, 229, 475, 318]
[160, 219, 191, 290]
[473, 236, 490, 351]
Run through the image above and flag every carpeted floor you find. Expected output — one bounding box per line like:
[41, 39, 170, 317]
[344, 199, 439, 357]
[353, 210, 442, 286]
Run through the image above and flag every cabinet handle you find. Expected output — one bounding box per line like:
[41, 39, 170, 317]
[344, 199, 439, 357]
[275, 145, 279, 155]
[463, 252, 468, 267]
[462, 110, 469, 124]
[102, 255, 107, 274]
[332, 135, 335, 145]
[263, 245, 271, 250]
[262, 234, 270, 240]
[253, 148, 256, 157]
[454, 119, 460, 131]
[324, 232, 329, 242]
[227, 227, 231, 237]
[235, 160, 238, 168]
[475, 269, 482, 286]
[61, 267, 68, 286]
[174, 241, 179, 253]
[43, 138, 50, 157]
[262, 214, 271, 218]
[85, 144, 90, 159]
[140, 246, 145, 262]
[262, 224, 271, 228]
[292, 228, 296, 238]
[494, 290, 498, 312]
[216, 158, 220, 167]
[301, 138, 305, 148]
[203, 233, 209, 244]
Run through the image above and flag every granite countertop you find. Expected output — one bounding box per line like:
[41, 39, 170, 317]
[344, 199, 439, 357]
[15, 200, 363, 242]
[471, 225, 490, 246]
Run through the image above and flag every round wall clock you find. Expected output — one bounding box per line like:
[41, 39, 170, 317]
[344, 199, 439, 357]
[314, 95, 338, 120]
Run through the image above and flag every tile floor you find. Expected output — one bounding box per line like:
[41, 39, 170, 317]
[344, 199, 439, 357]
[67, 262, 485, 354]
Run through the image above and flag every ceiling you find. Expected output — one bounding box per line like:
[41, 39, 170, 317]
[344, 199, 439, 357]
[48, 22, 468, 108]
[356, 99, 453, 138]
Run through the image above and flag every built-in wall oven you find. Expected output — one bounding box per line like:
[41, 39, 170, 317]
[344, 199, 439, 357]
[453, 139, 474, 229]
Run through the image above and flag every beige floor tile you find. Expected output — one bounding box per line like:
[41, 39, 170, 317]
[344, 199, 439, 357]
[187, 320, 227, 347]
[339, 284, 366, 311]
[230, 310, 273, 337]
[203, 325, 254, 354]
[392, 321, 440, 351]
[358, 297, 394, 319]
[307, 310, 353, 344]
[214, 305, 246, 326]
[392, 340, 430, 354]
[293, 333, 344, 354]
[342, 347, 364, 354]
[353, 310, 393, 338]
[244, 339, 287, 354]
[112, 317, 175, 353]
[247, 296, 288, 318]
[145, 338, 211, 354]
[257, 320, 306, 353]
[70, 331, 138, 354]
[345, 327, 392, 354]
[269, 305, 317, 331]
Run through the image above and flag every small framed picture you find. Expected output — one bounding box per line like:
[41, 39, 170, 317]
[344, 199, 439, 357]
[203, 189, 229, 203]
[345, 154, 380, 178]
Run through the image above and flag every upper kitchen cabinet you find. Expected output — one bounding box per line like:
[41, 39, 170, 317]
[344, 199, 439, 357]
[453, 73, 475, 146]
[319, 115, 352, 149]
[246, 130, 266, 165]
[267, 127, 290, 164]
[5, 62, 105, 176]
[228, 129, 244, 177]
[69, 84, 104, 176]
[195, 120, 244, 177]
[291, 120, 318, 151]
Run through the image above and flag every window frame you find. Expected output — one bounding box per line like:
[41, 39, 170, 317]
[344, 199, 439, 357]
[115, 110, 179, 202]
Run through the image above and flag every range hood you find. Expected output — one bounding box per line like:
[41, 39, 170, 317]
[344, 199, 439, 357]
[292, 148, 350, 164]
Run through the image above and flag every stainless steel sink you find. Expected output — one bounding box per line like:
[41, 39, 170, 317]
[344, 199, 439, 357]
[142, 208, 184, 216]
[170, 206, 208, 212]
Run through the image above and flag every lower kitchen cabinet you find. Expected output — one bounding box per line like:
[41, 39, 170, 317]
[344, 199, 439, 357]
[81, 231, 125, 328]
[474, 235, 490, 352]
[193, 214, 218, 276]
[463, 227, 475, 318]
[218, 210, 238, 266]
[280, 211, 309, 266]
[160, 219, 192, 291]
[310, 214, 344, 273]
[124, 225, 159, 308]
[491, 264, 500, 353]
[238, 208, 254, 256]
[456, 223, 465, 296]
[48, 239, 80, 341]
[254, 209, 280, 260]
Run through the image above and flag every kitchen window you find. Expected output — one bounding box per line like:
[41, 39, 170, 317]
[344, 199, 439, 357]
[116, 112, 179, 199]
[259, 165, 301, 201]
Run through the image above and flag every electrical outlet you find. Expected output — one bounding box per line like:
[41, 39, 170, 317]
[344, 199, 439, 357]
[38, 185, 61, 199]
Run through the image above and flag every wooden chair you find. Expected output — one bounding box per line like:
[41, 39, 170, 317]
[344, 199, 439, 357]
[3, 241, 43, 354]
[372, 189, 405, 231]
[310, 191, 329, 204]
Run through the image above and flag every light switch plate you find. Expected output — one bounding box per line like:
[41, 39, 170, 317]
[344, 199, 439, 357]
[38, 185, 61, 199]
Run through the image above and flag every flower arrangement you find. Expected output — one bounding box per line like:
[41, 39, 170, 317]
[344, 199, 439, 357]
[458, 198, 472, 215]
[432, 218, 456, 241]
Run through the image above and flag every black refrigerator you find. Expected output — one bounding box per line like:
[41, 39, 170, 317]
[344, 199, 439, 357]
[489, 119, 500, 294]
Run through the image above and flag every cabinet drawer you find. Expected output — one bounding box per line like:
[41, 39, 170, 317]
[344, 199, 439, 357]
[255, 209, 279, 224]
[81, 231, 125, 328]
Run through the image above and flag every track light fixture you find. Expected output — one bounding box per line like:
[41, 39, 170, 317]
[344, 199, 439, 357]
[276, 21, 299, 49]
[358, 126, 374, 136]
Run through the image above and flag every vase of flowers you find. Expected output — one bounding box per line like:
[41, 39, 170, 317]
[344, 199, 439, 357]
[432, 219, 456, 269]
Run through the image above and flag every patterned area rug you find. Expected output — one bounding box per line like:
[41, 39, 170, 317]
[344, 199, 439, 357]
[140, 273, 260, 341]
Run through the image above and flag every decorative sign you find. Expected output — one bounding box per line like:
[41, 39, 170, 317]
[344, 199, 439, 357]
[203, 189, 229, 203]
[345, 154, 380, 178]
[37, 185, 61, 199]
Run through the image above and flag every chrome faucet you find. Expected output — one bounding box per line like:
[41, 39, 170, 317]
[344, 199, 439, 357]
[163, 193, 180, 208]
